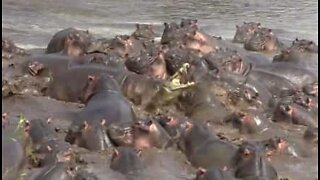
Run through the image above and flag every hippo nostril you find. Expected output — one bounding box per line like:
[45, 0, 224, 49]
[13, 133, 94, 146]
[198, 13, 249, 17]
[146, 120, 153, 126]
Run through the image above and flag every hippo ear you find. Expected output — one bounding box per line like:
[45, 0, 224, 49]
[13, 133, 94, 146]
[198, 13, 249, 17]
[257, 23, 261, 27]
[308, 41, 314, 45]
[196, 167, 206, 176]
[185, 121, 193, 130]
[236, 25, 239, 29]
[47, 145, 53, 152]
[147, 25, 152, 29]
[100, 119, 106, 126]
[135, 24, 140, 29]
[47, 118, 52, 124]
[84, 121, 89, 130]
[243, 148, 251, 156]
[136, 149, 142, 157]
[194, 19, 198, 24]
[112, 148, 119, 157]
[243, 21, 247, 24]
[164, 22, 169, 27]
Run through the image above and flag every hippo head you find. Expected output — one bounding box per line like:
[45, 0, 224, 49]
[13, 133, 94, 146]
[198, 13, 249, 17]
[132, 24, 157, 40]
[232, 22, 261, 43]
[227, 111, 267, 134]
[161, 22, 181, 44]
[133, 118, 173, 150]
[246, 28, 279, 51]
[261, 137, 289, 157]
[108, 35, 132, 58]
[272, 103, 294, 123]
[107, 122, 135, 147]
[205, 50, 249, 75]
[65, 120, 111, 151]
[157, 114, 190, 141]
[2, 38, 14, 52]
[303, 127, 318, 145]
[291, 38, 318, 53]
[110, 147, 144, 174]
[125, 50, 168, 79]
[82, 74, 121, 103]
[233, 142, 278, 179]
[180, 18, 198, 28]
[182, 29, 216, 55]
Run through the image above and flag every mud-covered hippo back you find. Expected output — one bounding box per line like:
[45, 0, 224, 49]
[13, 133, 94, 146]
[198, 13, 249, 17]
[80, 92, 135, 125]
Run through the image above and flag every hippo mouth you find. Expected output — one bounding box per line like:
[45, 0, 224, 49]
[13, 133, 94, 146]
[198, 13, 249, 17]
[221, 57, 245, 75]
[108, 126, 134, 145]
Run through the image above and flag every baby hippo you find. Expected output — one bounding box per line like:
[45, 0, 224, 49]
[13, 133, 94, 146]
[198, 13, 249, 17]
[110, 147, 145, 175]
[178, 122, 238, 169]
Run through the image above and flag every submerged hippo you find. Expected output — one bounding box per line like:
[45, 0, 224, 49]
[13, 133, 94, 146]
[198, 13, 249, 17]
[2, 37, 27, 59]
[232, 22, 261, 43]
[231, 142, 278, 180]
[244, 28, 282, 52]
[131, 24, 157, 41]
[110, 147, 145, 175]
[46, 27, 93, 54]
[133, 118, 173, 150]
[179, 122, 238, 169]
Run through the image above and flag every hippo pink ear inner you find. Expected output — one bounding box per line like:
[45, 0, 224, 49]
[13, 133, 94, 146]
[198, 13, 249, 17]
[113, 148, 119, 157]
[196, 167, 206, 176]
[136, 149, 142, 157]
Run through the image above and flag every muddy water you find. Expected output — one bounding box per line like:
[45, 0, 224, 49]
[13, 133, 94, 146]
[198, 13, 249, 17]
[2, 0, 318, 179]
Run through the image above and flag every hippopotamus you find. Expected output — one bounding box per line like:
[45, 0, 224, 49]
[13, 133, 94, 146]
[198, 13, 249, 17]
[224, 110, 270, 134]
[47, 64, 128, 103]
[133, 118, 173, 150]
[21, 54, 71, 77]
[78, 73, 135, 123]
[157, 114, 190, 142]
[2, 37, 27, 59]
[272, 101, 317, 127]
[131, 24, 157, 41]
[24, 119, 75, 167]
[182, 28, 219, 55]
[232, 22, 262, 43]
[160, 22, 183, 45]
[178, 122, 238, 169]
[290, 38, 318, 53]
[86, 38, 113, 53]
[231, 142, 278, 180]
[244, 28, 282, 52]
[202, 50, 251, 76]
[108, 35, 145, 59]
[178, 83, 228, 124]
[302, 82, 318, 96]
[65, 119, 112, 151]
[195, 167, 235, 180]
[180, 18, 198, 28]
[121, 73, 162, 107]
[46, 27, 93, 54]
[107, 121, 135, 147]
[303, 127, 318, 144]
[253, 62, 318, 88]
[257, 137, 290, 157]
[110, 147, 145, 175]
[247, 69, 298, 96]
[34, 162, 77, 180]
[125, 49, 169, 79]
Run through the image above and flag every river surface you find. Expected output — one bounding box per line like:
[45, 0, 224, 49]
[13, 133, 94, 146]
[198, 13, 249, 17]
[2, 0, 318, 180]
[2, 0, 318, 48]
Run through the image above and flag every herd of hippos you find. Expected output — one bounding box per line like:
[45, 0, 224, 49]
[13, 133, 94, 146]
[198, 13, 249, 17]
[2, 19, 318, 180]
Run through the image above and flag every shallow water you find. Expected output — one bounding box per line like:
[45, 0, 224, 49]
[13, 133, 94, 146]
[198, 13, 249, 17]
[2, 0, 318, 48]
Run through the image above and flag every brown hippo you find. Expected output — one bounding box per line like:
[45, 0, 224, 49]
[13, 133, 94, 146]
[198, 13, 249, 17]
[108, 35, 145, 59]
[178, 122, 238, 169]
[2, 37, 27, 59]
[244, 28, 282, 52]
[110, 147, 145, 175]
[231, 142, 278, 180]
[131, 24, 157, 41]
[46, 27, 93, 54]
[232, 22, 262, 43]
